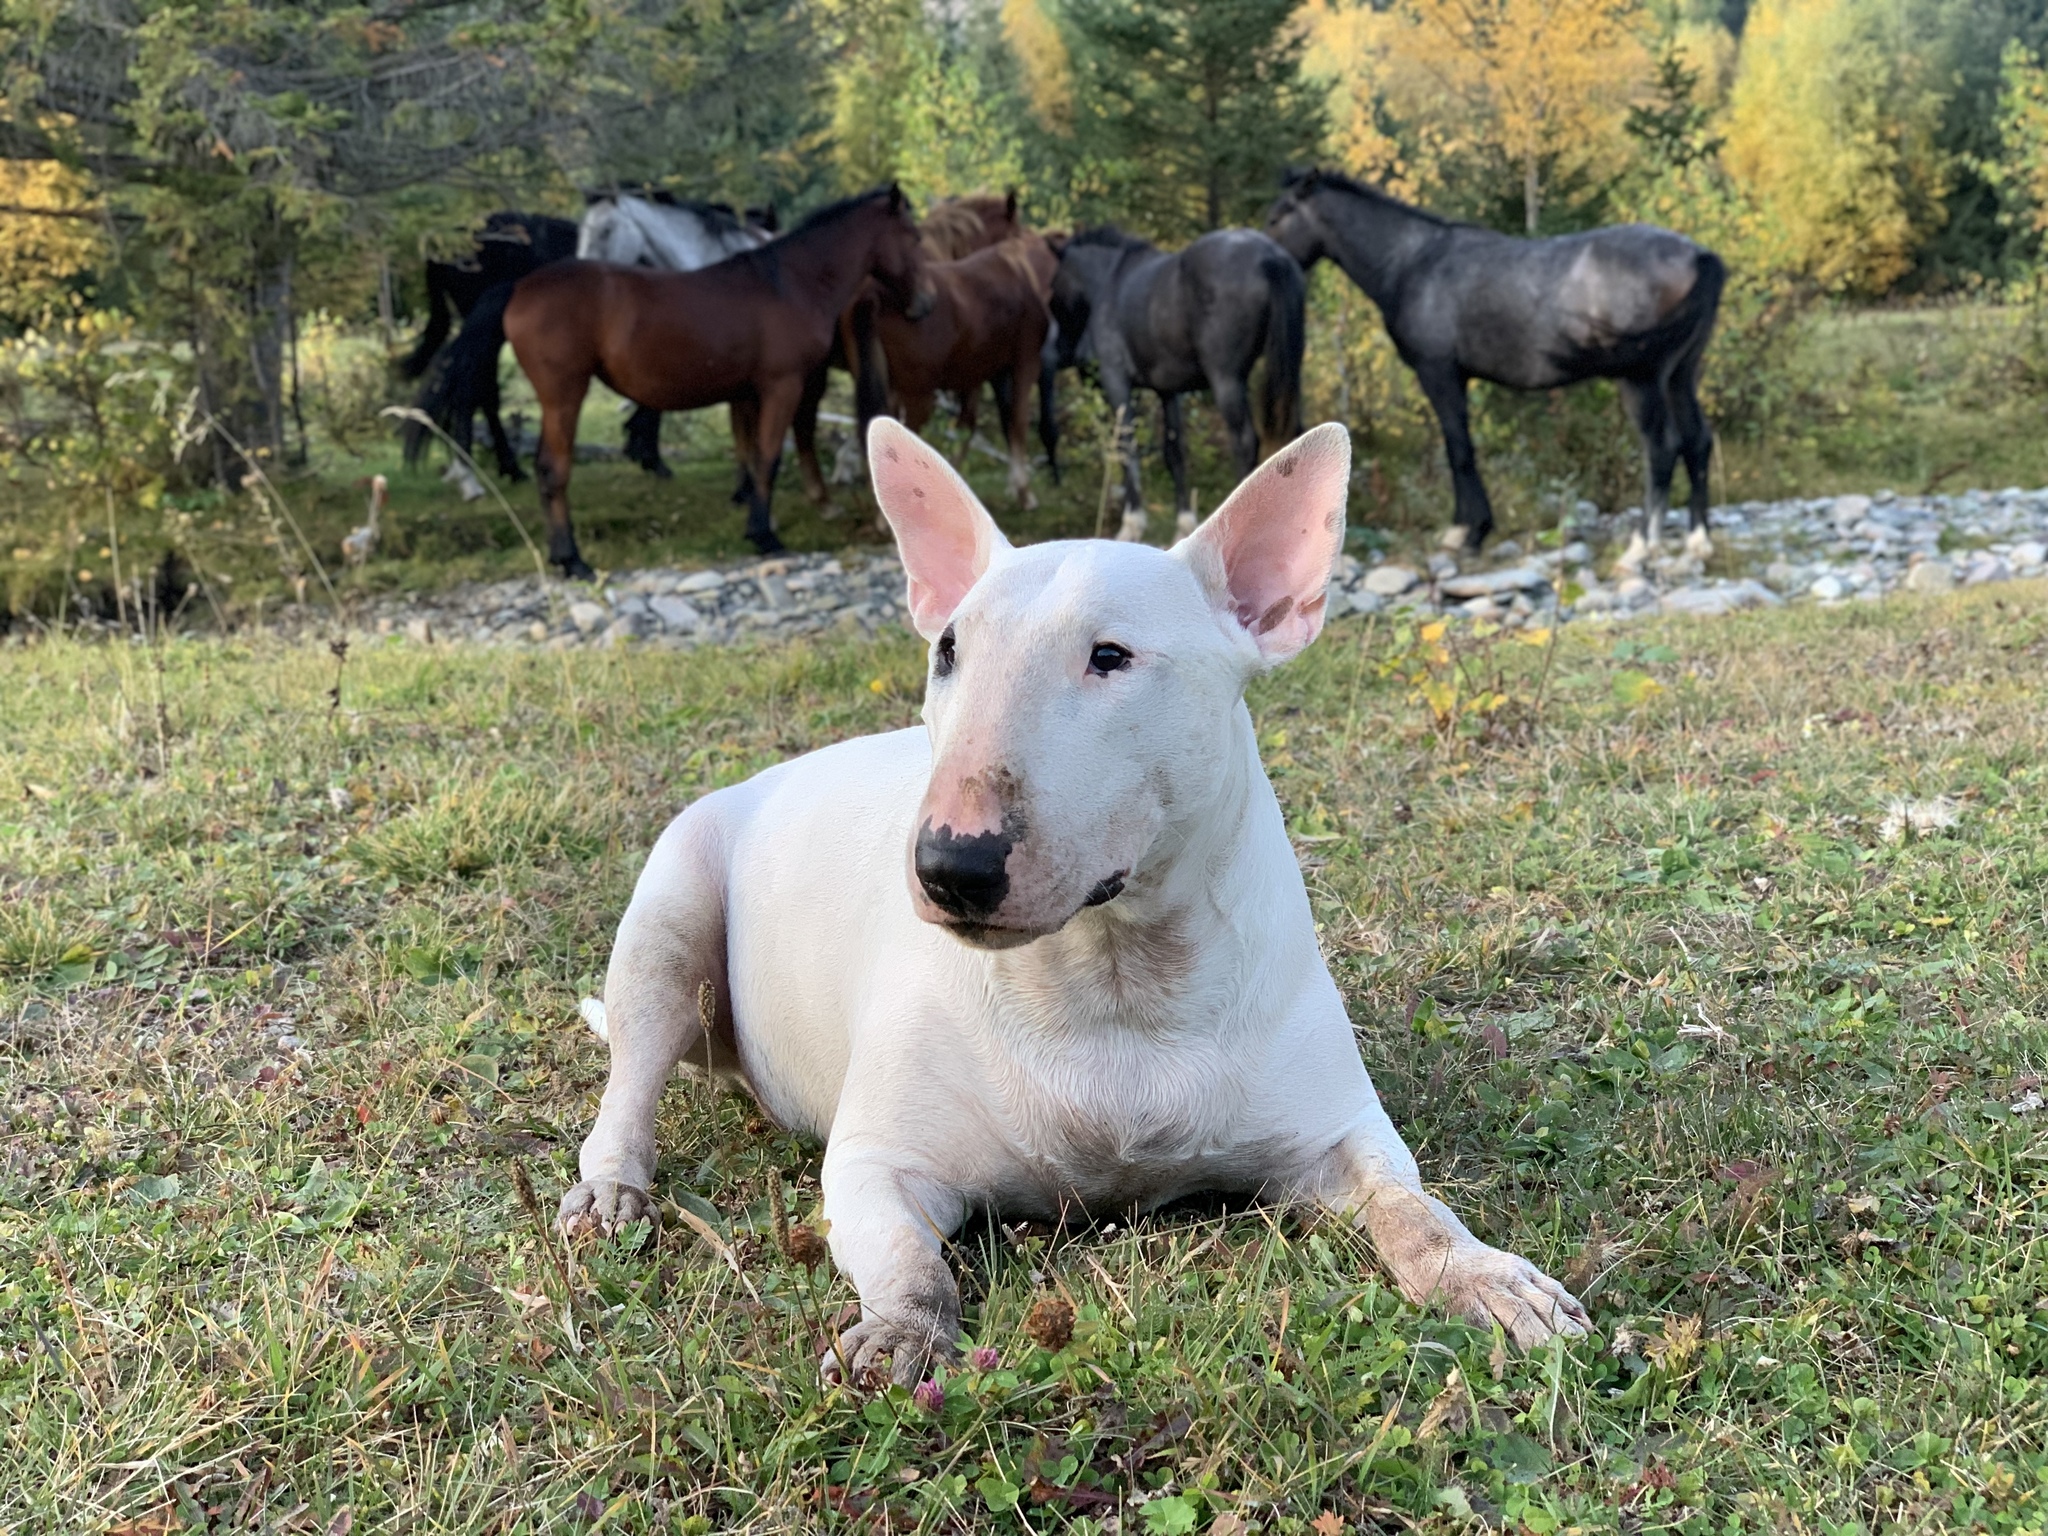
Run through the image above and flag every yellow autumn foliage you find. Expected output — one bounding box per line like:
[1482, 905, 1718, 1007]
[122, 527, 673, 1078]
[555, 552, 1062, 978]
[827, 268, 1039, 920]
[1002, 0, 1072, 131]
[1721, 0, 1949, 294]
[0, 160, 103, 314]
[1308, 0, 1651, 231]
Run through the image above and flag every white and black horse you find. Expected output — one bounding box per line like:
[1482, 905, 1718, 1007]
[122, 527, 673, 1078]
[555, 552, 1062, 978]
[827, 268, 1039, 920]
[1049, 227, 1305, 541]
[1267, 169, 1724, 563]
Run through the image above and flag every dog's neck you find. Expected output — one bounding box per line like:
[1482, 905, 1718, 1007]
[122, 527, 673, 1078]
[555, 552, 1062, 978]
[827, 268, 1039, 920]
[987, 701, 1275, 1035]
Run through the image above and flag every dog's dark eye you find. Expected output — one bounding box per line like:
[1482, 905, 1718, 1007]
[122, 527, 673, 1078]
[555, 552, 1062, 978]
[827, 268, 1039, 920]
[933, 626, 956, 678]
[1088, 642, 1132, 676]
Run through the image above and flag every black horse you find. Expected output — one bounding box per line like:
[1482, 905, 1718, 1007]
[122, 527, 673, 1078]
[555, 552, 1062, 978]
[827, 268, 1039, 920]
[1049, 226, 1304, 539]
[1267, 169, 1725, 561]
[400, 211, 672, 480]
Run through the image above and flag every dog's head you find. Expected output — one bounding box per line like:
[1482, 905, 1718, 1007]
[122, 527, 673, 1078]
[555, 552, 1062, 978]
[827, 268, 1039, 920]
[869, 418, 1350, 949]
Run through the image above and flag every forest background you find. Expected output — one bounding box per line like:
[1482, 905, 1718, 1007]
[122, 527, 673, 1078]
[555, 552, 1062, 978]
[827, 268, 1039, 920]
[9, 0, 2048, 615]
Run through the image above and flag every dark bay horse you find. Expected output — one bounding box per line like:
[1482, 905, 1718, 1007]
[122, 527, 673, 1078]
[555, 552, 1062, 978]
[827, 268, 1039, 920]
[871, 235, 1058, 509]
[501, 186, 932, 575]
[1049, 226, 1304, 540]
[402, 212, 578, 480]
[1267, 169, 1725, 560]
[784, 191, 1029, 507]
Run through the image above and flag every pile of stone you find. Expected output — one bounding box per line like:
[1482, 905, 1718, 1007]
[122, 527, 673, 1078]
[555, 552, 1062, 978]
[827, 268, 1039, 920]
[249, 484, 2048, 653]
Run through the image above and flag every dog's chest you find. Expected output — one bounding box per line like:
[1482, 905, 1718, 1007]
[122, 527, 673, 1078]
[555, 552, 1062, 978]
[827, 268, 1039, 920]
[982, 1026, 1282, 1215]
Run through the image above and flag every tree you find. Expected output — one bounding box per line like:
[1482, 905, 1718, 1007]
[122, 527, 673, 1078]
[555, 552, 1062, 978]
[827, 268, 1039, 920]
[1055, 0, 1327, 239]
[1721, 0, 1952, 294]
[1384, 0, 1653, 234]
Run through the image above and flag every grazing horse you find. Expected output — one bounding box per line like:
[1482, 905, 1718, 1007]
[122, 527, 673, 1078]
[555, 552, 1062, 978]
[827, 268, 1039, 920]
[1050, 226, 1305, 540]
[576, 193, 776, 476]
[1266, 169, 1725, 561]
[500, 186, 932, 576]
[871, 236, 1060, 509]
[401, 212, 578, 479]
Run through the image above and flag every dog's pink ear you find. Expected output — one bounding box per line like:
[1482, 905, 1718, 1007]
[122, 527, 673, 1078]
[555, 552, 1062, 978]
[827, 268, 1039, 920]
[1180, 422, 1350, 664]
[869, 417, 1011, 639]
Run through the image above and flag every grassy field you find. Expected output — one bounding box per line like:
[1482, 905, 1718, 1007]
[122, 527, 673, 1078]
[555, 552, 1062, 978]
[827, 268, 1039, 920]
[5, 583, 2048, 1533]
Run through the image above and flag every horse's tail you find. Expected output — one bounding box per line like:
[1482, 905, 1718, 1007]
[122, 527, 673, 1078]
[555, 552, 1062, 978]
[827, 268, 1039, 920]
[404, 280, 514, 468]
[1256, 250, 1307, 455]
[400, 261, 457, 380]
[1589, 245, 1727, 379]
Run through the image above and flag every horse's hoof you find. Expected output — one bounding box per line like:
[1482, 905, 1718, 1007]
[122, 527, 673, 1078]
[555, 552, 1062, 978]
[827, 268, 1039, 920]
[1115, 510, 1148, 542]
[557, 557, 597, 581]
[1438, 524, 1471, 552]
[749, 533, 788, 557]
[1684, 527, 1713, 560]
[1614, 532, 1651, 573]
[641, 461, 674, 481]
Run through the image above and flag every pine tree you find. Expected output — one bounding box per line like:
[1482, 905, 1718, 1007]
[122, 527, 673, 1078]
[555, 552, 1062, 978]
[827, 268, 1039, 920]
[1056, 0, 1326, 239]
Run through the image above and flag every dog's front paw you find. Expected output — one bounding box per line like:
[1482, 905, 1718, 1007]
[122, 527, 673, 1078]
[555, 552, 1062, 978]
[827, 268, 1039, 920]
[557, 1178, 658, 1241]
[820, 1306, 961, 1389]
[1435, 1243, 1590, 1351]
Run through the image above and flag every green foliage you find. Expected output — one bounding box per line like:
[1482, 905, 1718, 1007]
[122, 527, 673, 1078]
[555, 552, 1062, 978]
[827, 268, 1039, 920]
[1053, 0, 1326, 238]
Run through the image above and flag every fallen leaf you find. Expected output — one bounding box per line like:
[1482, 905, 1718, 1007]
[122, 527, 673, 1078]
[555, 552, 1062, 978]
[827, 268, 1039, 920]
[1311, 1512, 1347, 1536]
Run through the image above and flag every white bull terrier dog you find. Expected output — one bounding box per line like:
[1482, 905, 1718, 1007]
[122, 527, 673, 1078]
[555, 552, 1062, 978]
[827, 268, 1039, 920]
[560, 417, 1590, 1383]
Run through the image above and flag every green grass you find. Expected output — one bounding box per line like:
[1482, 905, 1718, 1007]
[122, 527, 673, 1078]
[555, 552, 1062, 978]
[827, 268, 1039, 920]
[5, 586, 2048, 1533]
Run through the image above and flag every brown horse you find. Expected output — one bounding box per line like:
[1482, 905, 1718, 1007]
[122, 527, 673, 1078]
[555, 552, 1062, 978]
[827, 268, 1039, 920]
[502, 187, 931, 574]
[872, 236, 1058, 509]
[788, 191, 1026, 507]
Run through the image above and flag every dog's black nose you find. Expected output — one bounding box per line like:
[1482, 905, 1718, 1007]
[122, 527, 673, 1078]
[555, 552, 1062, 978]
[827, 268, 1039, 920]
[915, 824, 1011, 919]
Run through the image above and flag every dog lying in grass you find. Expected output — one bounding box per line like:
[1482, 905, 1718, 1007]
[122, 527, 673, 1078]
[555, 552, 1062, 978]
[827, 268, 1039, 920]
[561, 418, 1589, 1384]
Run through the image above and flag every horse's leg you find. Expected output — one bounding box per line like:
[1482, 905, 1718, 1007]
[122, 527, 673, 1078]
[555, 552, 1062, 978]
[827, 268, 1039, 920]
[729, 403, 756, 508]
[1160, 394, 1193, 541]
[792, 363, 837, 514]
[1416, 368, 1491, 553]
[954, 384, 981, 466]
[1038, 334, 1062, 484]
[1671, 356, 1715, 559]
[744, 377, 805, 556]
[626, 407, 671, 479]
[1618, 378, 1680, 572]
[1210, 372, 1259, 483]
[535, 379, 593, 581]
[1100, 370, 1146, 541]
[480, 365, 526, 481]
[1004, 352, 1040, 512]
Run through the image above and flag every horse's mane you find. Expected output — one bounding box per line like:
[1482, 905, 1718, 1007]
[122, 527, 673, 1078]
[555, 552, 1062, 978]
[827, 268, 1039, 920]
[781, 187, 899, 239]
[583, 189, 753, 237]
[1067, 224, 1151, 251]
[1282, 167, 1451, 228]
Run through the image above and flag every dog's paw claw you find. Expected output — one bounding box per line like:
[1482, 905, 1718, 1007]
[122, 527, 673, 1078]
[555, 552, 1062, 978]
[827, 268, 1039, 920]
[820, 1310, 961, 1390]
[1441, 1245, 1590, 1351]
[557, 1179, 658, 1241]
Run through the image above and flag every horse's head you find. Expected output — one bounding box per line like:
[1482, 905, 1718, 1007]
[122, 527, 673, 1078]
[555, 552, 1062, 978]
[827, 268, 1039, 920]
[871, 183, 937, 320]
[1266, 169, 1330, 267]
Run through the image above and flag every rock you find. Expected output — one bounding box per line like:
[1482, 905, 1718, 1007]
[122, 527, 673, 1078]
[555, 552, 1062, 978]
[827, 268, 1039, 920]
[1903, 559, 1955, 596]
[1492, 540, 1521, 558]
[1439, 566, 1544, 598]
[1616, 577, 1655, 606]
[677, 570, 725, 594]
[1363, 564, 1417, 596]
[1659, 580, 1782, 617]
[2012, 540, 2047, 568]
[1831, 494, 1871, 532]
[649, 594, 704, 632]
[1457, 596, 1505, 619]
[527, 621, 549, 643]
[601, 616, 644, 645]
[1961, 552, 2012, 586]
[1763, 560, 1800, 592]
[1810, 574, 1846, 601]
[568, 600, 609, 634]
[1561, 541, 1592, 565]
[1572, 587, 1616, 613]
[404, 617, 434, 645]
[1348, 589, 1384, 616]
[1426, 551, 1459, 579]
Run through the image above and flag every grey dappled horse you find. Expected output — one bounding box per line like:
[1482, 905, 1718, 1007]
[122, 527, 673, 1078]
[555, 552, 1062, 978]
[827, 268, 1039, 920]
[1049, 227, 1305, 540]
[1267, 169, 1725, 562]
[577, 193, 776, 476]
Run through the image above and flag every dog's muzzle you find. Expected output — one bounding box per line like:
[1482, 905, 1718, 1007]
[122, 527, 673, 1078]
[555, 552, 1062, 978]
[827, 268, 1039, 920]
[914, 823, 1011, 920]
